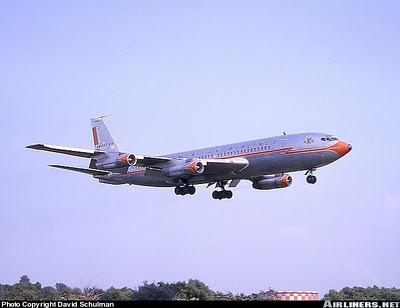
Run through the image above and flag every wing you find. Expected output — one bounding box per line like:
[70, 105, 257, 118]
[135, 155, 173, 167]
[49, 164, 110, 176]
[26, 143, 106, 158]
[155, 157, 249, 177]
[202, 158, 249, 174]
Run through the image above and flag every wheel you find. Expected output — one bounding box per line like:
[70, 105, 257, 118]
[182, 186, 189, 195]
[188, 186, 196, 195]
[174, 186, 182, 195]
[306, 175, 317, 184]
[226, 190, 233, 199]
[212, 191, 219, 199]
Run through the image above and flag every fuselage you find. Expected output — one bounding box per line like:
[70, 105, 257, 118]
[110, 132, 352, 187]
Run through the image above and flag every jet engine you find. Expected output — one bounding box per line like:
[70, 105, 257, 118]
[96, 153, 137, 169]
[252, 174, 292, 190]
[164, 160, 205, 177]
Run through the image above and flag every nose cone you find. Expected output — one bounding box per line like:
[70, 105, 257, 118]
[331, 140, 352, 156]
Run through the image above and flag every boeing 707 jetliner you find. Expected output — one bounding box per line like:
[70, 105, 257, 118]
[27, 117, 352, 199]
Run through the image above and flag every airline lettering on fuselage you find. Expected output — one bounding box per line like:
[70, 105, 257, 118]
[95, 142, 114, 149]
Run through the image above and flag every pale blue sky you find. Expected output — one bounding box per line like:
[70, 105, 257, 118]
[1, 0, 399, 296]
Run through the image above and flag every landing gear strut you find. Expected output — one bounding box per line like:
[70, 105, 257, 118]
[212, 181, 233, 200]
[175, 185, 196, 196]
[305, 169, 317, 184]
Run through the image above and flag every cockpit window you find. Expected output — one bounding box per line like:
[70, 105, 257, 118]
[321, 136, 339, 141]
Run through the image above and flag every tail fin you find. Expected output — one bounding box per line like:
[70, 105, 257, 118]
[91, 116, 119, 152]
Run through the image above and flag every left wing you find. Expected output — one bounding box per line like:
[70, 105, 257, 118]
[26, 143, 106, 158]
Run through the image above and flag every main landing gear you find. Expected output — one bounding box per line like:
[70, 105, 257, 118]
[212, 181, 233, 200]
[305, 169, 317, 184]
[174, 185, 196, 196]
[212, 190, 233, 200]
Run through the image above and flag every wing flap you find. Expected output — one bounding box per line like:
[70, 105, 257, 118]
[49, 164, 110, 176]
[26, 143, 106, 158]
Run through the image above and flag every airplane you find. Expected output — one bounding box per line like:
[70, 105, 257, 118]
[26, 117, 352, 200]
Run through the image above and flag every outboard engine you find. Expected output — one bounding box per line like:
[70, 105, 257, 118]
[163, 159, 205, 177]
[252, 174, 292, 190]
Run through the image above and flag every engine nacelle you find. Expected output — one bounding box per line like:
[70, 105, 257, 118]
[252, 174, 292, 190]
[96, 153, 137, 169]
[164, 160, 205, 177]
[117, 153, 137, 166]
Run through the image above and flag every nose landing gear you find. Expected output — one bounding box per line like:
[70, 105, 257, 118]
[305, 169, 317, 184]
[306, 175, 317, 184]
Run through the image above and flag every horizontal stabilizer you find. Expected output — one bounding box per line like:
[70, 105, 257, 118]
[49, 164, 110, 176]
[26, 143, 106, 158]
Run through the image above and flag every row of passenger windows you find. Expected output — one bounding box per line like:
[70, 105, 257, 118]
[177, 145, 274, 159]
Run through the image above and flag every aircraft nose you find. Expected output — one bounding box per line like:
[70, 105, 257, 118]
[330, 140, 352, 156]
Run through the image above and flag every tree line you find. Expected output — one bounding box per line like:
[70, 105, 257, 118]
[324, 286, 400, 300]
[0, 276, 277, 301]
[1, 276, 399, 300]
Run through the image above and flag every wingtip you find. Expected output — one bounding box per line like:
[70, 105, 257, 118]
[26, 143, 42, 149]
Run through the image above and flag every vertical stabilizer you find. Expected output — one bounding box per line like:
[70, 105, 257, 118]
[91, 116, 119, 152]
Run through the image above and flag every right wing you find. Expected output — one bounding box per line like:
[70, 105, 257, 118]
[135, 155, 174, 167]
[201, 158, 249, 174]
[26, 143, 106, 158]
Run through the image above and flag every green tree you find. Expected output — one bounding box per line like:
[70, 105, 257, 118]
[101, 287, 134, 300]
[324, 286, 400, 300]
[133, 281, 186, 300]
[174, 279, 215, 300]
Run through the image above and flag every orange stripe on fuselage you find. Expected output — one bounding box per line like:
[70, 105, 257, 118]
[116, 141, 348, 177]
[286, 141, 349, 156]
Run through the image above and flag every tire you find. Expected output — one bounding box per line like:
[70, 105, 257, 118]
[212, 191, 219, 199]
[174, 186, 182, 195]
[226, 190, 233, 199]
[182, 186, 189, 195]
[188, 186, 196, 195]
[306, 175, 317, 184]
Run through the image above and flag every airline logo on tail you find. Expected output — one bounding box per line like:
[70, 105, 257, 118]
[92, 127, 99, 146]
[90, 116, 119, 152]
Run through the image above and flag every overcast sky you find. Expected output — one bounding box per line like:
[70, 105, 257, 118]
[1, 0, 399, 297]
